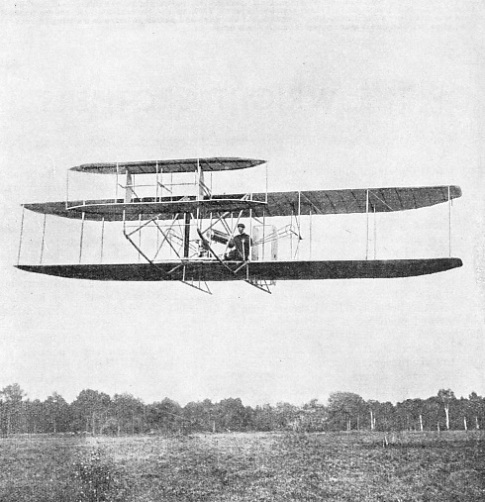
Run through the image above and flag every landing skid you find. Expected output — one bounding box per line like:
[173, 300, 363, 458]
[181, 272, 212, 295]
[245, 278, 275, 294]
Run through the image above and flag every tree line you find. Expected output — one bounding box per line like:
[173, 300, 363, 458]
[1, 384, 484, 436]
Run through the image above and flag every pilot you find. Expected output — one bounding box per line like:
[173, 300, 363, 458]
[224, 223, 252, 261]
[197, 238, 210, 258]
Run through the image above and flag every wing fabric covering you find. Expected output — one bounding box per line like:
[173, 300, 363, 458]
[22, 186, 462, 221]
[260, 186, 461, 216]
[16, 258, 462, 281]
[70, 157, 266, 174]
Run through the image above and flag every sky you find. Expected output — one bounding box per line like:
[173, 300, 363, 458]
[1, 1, 484, 407]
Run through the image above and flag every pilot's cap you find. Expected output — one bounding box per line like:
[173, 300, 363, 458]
[237, 223, 245, 229]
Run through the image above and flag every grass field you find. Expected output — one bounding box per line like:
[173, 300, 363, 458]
[0, 431, 484, 501]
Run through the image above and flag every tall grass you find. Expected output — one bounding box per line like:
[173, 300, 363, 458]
[73, 443, 129, 502]
[0, 431, 483, 501]
[0, 435, 79, 501]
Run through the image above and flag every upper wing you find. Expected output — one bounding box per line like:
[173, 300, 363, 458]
[22, 186, 462, 221]
[70, 157, 266, 174]
[256, 186, 462, 217]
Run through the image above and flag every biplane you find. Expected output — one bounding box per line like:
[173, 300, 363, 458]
[16, 157, 462, 294]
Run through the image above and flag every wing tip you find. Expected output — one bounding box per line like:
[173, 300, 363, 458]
[450, 257, 463, 269]
[453, 185, 462, 199]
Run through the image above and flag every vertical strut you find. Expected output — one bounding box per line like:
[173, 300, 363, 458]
[309, 209, 312, 260]
[79, 212, 85, 264]
[17, 207, 25, 266]
[156, 216, 160, 252]
[115, 163, 119, 202]
[138, 214, 142, 262]
[249, 207, 253, 261]
[100, 217, 105, 263]
[448, 185, 452, 257]
[290, 211, 293, 259]
[373, 206, 377, 259]
[40, 213, 47, 265]
[262, 213, 266, 260]
[365, 190, 369, 260]
[155, 162, 159, 201]
[295, 191, 301, 260]
[265, 162, 268, 204]
[183, 213, 191, 258]
[65, 170, 69, 209]
[125, 171, 133, 203]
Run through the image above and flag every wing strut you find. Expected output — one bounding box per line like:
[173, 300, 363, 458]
[366, 190, 369, 260]
[40, 213, 47, 264]
[183, 213, 191, 258]
[17, 207, 25, 266]
[448, 185, 452, 257]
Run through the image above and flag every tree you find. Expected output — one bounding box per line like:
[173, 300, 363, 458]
[110, 393, 145, 435]
[468, 392, 485, 430]
[253, 404, 276, 431]
[24, 399, 48, 433]
[183, 400, 216, 432]
[367, 400, 380, 431]
[437, 389, 456, 430]
[0, 384, 25, 435]
[147, 398, 183, 433]
[326, 392, 367, 431]
[300, 399, 327, 432]
[396, 399, 426, 431]
[214, 398, 251, 431]
[376, 402, 395, 431]
[44, 392, 70, 433]
[422, 396, 445, 431]
[71, 389, 111, 434]
[273, 402, 300, 431]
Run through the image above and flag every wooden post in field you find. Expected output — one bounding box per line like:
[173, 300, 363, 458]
[437, 422, 440, 435]
[476, 416, 480, 430]
[419, 415, 424, 432]
[370, 410, 374, 431]
[464, 417, 467, 431]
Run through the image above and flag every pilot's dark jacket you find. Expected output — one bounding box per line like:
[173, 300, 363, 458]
[226, 232, 252, 260]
